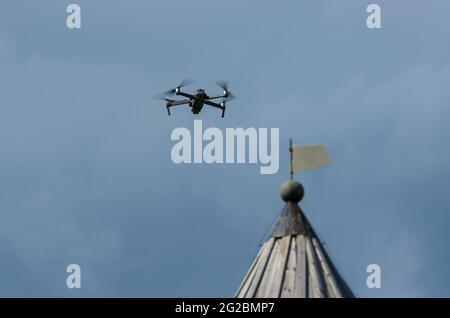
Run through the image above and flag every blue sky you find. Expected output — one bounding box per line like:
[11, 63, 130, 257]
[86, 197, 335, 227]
[1, 0, 450, 297]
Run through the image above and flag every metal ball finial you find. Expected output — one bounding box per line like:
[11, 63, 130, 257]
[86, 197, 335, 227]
[280, 180, 304, 203]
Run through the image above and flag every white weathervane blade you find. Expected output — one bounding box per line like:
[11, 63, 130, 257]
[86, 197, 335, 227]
[289, 139, 331, 178]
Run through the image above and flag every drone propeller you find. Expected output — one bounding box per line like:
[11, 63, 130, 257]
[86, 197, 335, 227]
[178, 79, 194, 88]
[151, 92, 176, 101]
[161, 79, 194, 96]
[215, 80, 236, 101]
[215, 80, 229, 90]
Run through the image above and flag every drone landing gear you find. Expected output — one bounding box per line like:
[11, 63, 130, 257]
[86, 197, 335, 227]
[166, 105, 171, 116]
[221, 103, 226, 118]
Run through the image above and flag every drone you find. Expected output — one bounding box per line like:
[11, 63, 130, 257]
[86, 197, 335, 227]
[155, 80, 236, 118]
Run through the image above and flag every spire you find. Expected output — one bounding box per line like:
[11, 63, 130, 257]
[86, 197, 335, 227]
[235, 180, 354, 298]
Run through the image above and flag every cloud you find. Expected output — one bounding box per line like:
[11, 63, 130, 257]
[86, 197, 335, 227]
[0, 0, 449, 297]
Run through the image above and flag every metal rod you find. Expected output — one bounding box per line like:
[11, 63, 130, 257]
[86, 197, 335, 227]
[289, 138, 293, 180]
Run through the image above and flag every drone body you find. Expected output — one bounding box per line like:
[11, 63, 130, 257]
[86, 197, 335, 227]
[156, 80, 235, 118]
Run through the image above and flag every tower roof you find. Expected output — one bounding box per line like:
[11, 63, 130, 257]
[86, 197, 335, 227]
[235, 181, 354, 298]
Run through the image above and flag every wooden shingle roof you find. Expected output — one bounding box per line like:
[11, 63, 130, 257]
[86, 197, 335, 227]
[235, 183, 354, 298]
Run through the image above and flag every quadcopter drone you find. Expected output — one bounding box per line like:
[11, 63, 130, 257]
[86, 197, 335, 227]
[155, 80, 236, 118]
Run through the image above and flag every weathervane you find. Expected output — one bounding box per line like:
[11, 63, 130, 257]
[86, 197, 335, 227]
[236, 139, 354, 298]
[288, 138, 332, 180]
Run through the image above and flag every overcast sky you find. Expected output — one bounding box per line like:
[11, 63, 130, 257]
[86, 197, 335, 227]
[1, 0, 450, 297]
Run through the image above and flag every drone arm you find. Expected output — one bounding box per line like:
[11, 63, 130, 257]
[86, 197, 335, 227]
[204, 100, 226, 118]
[167, 99, 190, 106]
[176, 91, 195, 99]
[206, 94, 226, 100]
[166, 99, 190, 116]
[204, 100, 222, 108]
